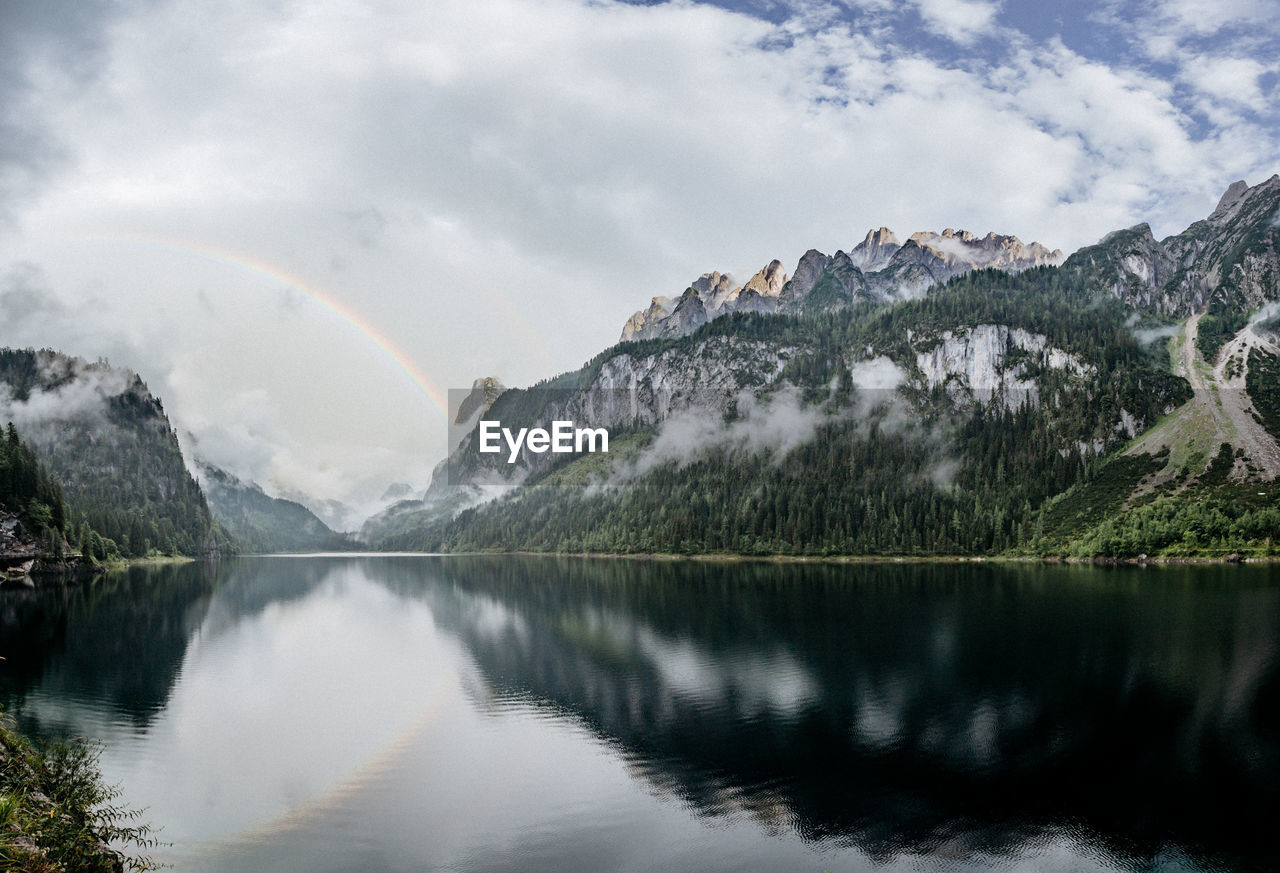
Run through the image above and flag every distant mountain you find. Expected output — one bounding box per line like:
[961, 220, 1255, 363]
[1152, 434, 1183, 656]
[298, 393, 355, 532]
[197, 461, 356, 553]
[1059, 174, 1280, 361]
[380, 482, 415, 502]
[621, 227, 1062, 341]
[0, 349, 221, 558]
[378, 177, 1280, 559]
[271, 488, 359, 532]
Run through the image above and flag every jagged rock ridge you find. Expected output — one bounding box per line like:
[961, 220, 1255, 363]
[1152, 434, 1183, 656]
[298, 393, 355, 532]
[1063, 175, 1280, 317]
[622, 228, 1063, 341]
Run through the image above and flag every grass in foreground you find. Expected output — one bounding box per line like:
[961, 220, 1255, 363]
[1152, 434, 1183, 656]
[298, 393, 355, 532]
[0, 715, 164, 872]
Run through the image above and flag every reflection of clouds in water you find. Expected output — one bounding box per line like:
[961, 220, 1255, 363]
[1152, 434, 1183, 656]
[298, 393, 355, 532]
[965, 703, 1000, 768]
[102, 566, 456, 844]
[855, 694, 904, 749]
[464, 592, 529, 643]
[635, 628, 816, 718]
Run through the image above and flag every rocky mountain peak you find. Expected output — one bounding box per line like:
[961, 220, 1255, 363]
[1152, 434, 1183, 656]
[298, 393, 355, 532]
[849, 227, 901, 271]
[906, 229, 1064, 271]
[1215, 180, 1250, 216]
[741, 260, 788, 298]
[454, 376, 505, 425]
[1063, 176, 1280, 317]
[691, 272, 734, 301]
[620, 222, 1066, 340]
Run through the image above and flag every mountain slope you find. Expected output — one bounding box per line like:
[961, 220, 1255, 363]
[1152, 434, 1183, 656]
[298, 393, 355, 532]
[197, 461, 356, 553]
[0, 348, 221, 557]
[1, 422, 120, 567]
[378, 177, 1279, 559]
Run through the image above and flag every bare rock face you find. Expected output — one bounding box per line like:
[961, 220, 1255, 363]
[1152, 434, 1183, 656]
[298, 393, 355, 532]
[912, 324, 1093, 408]
[848, 227, 901, 271]
[693, 272, 736, 312]
[661, 288, 709, 338]
[905, 228, 1063, 272]
[453, 376, 505, 425]
[620, 263, 788, 341]
[777, 249, 832, 311]
[1064, 175, 1280, 317]
[620, 296, 676, 341]
[1, 511, 41, 566]
[1213, 180, 1251, 218]
[741, 259, 788, 298]
[621, 226, 1063, 339]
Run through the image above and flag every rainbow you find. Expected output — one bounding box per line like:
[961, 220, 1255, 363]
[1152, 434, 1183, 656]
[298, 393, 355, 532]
[89, 235, 453, 421]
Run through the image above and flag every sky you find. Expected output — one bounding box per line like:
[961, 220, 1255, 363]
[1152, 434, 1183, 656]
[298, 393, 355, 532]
[0, 0, 1277, 521]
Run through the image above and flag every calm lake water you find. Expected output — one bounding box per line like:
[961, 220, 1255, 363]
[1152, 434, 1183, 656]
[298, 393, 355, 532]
[1, 556, 1277, 872]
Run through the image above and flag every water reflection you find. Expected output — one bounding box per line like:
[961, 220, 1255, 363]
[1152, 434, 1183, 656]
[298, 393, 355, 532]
[0, 556, 1276, 872]
[402, 558, 1280, 871]
[0, 562, 219, 730]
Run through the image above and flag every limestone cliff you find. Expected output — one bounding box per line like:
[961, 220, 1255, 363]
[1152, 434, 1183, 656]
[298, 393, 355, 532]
[621, 227, 1063, 340]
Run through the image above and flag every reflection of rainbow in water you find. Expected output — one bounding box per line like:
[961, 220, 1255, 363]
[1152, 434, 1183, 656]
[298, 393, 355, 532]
[86, 235, 452, 421]
[177, 671, 459, 861]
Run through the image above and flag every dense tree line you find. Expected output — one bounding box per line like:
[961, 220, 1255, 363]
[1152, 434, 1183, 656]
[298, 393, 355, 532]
[0, 422, 119, 561]
[1247, 348, 1280, 439]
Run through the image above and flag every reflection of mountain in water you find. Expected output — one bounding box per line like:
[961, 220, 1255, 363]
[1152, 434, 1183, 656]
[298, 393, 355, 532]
[0, 562, 219, 731]
[1, 556, 1276, 871]
[0, 557, 341, 735]
[405, 557, 1280, 871]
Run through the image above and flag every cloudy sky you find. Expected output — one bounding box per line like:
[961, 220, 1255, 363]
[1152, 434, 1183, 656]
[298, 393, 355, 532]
[1, 0, 1277, 518]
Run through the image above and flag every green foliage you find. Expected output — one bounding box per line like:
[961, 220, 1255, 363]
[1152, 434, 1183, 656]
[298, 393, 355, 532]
[0, 423, 112, 560]
[1050, 444, 1280, 558]
[1034, 451, 1167, 547]
[0, 715, 164, 871]
[385, 404, 1106, 557]
[1247, 348, 1280, 439]
[1195, 309, 1248, 363]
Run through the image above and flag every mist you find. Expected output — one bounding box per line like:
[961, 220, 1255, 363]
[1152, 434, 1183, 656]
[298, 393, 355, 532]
[0, 357, 133, 436]
[601, 357, 942, 487]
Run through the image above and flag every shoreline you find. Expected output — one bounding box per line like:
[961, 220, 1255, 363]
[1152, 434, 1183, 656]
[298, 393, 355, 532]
[453, 550, 1280, 566]
[35, 551, 1275, 572]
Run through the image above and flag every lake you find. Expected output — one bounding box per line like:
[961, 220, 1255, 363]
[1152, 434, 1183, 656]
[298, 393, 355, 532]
[1, 556, 1277, 872]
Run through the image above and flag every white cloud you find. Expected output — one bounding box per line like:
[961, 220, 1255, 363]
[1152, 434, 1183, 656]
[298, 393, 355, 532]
[1181, 55, 1272, 112]
[1156, 0, 1276, 38]
[911, 0, 1001, 45]
[849, 356, 907, 390]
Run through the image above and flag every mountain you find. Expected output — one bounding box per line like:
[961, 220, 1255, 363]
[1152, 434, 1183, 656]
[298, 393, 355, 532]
[197, 461, 356, 553]
[453, 376, 506, 427]
[272, 488, 360, 532]
[0, 349, 222, 558]
[621, 227, 1062, 340]
[376, 177, 1280, 559]
[1060, 175, 1280, 362]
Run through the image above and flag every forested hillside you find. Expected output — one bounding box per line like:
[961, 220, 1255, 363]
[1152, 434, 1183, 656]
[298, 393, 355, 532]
[379, 266, 1190, 556]
[199, 461, 356, 553]
[375, 177, 1280, 559]
[0, 349, 222, 558]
